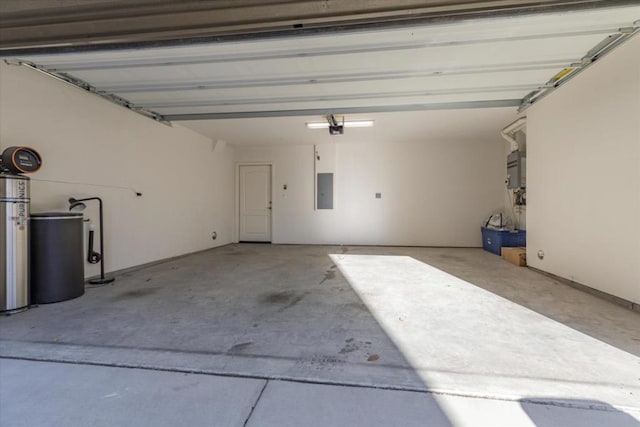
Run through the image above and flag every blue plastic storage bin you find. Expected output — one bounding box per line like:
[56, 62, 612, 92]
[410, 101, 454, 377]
[481, 227, 526, 255]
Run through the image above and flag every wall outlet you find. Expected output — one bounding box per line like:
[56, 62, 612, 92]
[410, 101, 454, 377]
[375, 193, 382, 199]
[211, 231, 217, 240]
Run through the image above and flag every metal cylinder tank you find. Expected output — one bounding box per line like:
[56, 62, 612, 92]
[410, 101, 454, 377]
[30, 212, 84, 304]
[0, 174, 30, 313]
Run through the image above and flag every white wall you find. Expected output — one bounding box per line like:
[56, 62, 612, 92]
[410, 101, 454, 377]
[235, 136, 505, 246]
[526, 35, 640, 304]
[0, 63, 234, 278]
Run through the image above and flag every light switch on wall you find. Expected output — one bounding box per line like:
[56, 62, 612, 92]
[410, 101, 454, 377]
[375, 193, 382, 199]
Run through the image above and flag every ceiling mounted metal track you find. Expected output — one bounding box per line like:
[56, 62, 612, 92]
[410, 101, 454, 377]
[1, 0, 638, 54]
[3, 60, 170, 125]
[518, 24, 639, 111]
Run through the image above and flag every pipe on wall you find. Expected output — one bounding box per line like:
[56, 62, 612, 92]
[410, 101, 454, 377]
[501, 117, 527, 151]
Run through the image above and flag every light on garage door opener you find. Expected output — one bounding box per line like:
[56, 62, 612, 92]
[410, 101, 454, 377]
[305, 120, 374, 129]
[306, 115, 374, 135]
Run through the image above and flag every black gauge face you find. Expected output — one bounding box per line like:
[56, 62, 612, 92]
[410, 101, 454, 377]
[14, 149, 40, 172]
[1, 146, 42, 174]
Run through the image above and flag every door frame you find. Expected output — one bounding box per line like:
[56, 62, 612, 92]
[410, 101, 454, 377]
[235, 162, 274, 243]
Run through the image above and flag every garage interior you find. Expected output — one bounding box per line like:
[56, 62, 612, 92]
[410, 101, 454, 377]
[0, 1, 639, 426]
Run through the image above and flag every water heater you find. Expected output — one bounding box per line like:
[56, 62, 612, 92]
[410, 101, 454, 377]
[506, 150, 526, 189]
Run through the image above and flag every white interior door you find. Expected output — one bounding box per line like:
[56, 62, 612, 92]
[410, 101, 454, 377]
[239, 165, 272, 242]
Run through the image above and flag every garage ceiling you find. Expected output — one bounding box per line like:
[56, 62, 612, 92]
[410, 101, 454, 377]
[1, 2, 638, 122]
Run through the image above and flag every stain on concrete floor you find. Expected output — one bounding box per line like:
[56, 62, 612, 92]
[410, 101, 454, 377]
[295, 354, 347, 371]
[345, 302, 367, 311]
[320, 268, 336, 284]
[228, 342, 254, 354]
[260, 290, 306, 312]
[110, 288, 158, 301]
[339, 338, 373, 355]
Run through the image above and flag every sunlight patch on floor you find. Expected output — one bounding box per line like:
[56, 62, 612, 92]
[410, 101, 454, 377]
[330, 253, 640, 410]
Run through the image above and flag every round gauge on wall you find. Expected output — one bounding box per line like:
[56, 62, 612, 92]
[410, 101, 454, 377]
[0, 146, 42, 174]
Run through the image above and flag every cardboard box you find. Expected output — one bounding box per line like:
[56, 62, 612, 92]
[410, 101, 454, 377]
[501, 247, 527, 266]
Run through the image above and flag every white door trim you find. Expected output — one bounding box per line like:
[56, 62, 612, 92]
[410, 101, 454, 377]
[235, 162, 274, 243]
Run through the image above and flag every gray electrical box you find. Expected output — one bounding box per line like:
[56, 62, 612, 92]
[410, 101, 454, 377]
[317, 173, 334, 209]
[506, 151, 526, 189]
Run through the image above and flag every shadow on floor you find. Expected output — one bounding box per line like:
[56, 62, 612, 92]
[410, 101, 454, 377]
[0, 243, 454, 425]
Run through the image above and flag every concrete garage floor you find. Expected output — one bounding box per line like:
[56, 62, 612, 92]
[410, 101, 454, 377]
[1, 244, 639, 425]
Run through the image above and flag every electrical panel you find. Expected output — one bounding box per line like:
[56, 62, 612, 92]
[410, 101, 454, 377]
[317, 173, 334, 209]
[506, 151, 526, 189]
